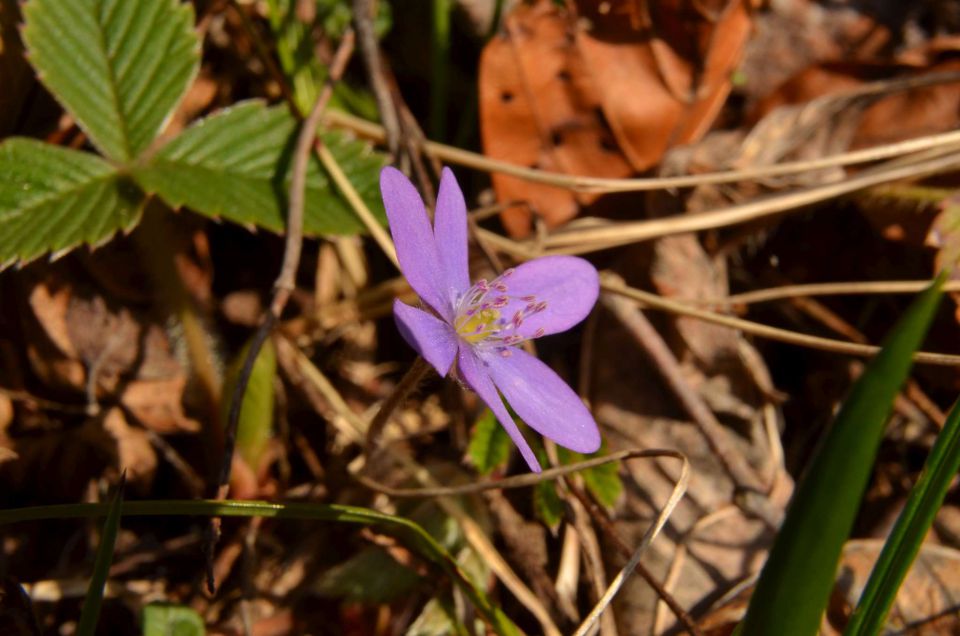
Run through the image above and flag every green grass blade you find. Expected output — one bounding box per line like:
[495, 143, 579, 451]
[740, 276, 945, 636]
[76, 474, 126, 636]
[0, 498, 518, 636]
[845, 397, 960, 635]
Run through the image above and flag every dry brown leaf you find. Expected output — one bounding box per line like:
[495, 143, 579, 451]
[479, 0, 751, 236]
[479, 0, 633, 237]
[20, 260, 199, 434]
[591, 306, 791, 634]
[101, 408, 158, 491]
[577, 0, 752, 168]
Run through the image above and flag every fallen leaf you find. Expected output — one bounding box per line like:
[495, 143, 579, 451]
[479, 0, 752, 236]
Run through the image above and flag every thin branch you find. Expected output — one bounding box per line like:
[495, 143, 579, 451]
[365, 356, 431, 454]
[355, 449, 684, 497]
[573, 451, 690, 636]
[353, 0, 401, 156]
[601, 290, 767, 495]
[204, 31, 356, 594]
[567, 486, 705, 636]
[710, 279, 960, 306]
[315, 142, 399, 267]
[600, 274, 960, 367]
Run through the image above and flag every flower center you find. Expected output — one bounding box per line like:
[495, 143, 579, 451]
[453, 269, 547, 353]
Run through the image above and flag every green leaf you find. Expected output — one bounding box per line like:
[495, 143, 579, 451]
[845, 396, 960, 635]
[740, 276, 945, 636]
[532, 446, 564, 528]
[315, 545, 424, 602]
[143, 604, 205, 636]
[467, 409, 512, 475]
[133, 101, 388, 235]
[533, 478, 564, 529]
[264, 0, 382, 119]
[21, 0, 199, 163]
[558, 441, 623, 509]
[0, 498, 519, 636]
[0, 138, 145, 267]
[77, 474, 125, 636]
[221, 337, 276, 470]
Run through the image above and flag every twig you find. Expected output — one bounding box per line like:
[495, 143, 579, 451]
[203, 31, 356, 594]
[567, 485, 705, 636]
[600, 288, 766, 496]
[279, 338, 561, 635]
[355, 449, 679, 496]
[572, 451, 690, 636]
[365, 356, 431, 454]
[353, 0, 401, 156]
[315, 142, 400, 267]
[707, 279, 960, 306]
[600, 274, 960, 367]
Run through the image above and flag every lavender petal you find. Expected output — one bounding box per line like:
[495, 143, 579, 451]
[433, 167, 470, 302]
[393, 300, 458, 376]
[495, 255, 598, 340]
[380, 167, 452, 320]
[481, 347, 600, 453]
[457, 346, 542, 472]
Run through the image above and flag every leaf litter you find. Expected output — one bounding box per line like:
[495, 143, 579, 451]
[2, 0, 960, 633]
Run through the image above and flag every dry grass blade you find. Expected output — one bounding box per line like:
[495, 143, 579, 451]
[278, 336, 561, 635]
[356, 449, 676, 496]
[713, 280, 960, 305]
[573, 451, 690, 636]
[600, 274, 960, 366]
[323, 110, 960, 193]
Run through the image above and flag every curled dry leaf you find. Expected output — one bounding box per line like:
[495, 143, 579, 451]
[479, 0, 752, 236]
[21, 262, 201, 434]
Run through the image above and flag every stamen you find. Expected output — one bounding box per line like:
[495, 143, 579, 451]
[453, 275, 549, 350]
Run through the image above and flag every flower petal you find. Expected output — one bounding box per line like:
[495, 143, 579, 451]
[457, 346, 541, 472]
[393, 300, 458, 376]
[433, 167, 470, 301]
[496, 256, 598, 339]
[480, 347, 600, 453]
[380, 167, 452, 320]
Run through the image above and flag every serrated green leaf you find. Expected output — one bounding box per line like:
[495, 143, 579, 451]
[133, 102, 388, 235]
[142, 604, 205, 636]
[467, 409, 512, 475]
[21, 0, 200, 163]
[0, 138, 145, 267]
[740, 276, 945, 636]
[221, 337, 276, 470]
[77, 474, 125, 636]
[558, 442, 623, 509]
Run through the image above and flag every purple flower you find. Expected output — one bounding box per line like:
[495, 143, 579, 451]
[381, 166, 601, 472]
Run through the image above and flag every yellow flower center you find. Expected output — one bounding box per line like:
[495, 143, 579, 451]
[454, 308, 501, 344]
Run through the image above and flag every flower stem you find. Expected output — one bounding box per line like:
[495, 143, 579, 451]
[365, 356, 431, 454]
